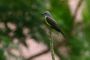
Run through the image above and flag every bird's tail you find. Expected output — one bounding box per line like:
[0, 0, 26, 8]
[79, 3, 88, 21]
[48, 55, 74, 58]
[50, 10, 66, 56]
[58, 29, 66, 38]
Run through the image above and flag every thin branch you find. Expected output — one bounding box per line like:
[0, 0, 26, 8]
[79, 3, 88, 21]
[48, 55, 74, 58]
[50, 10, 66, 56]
[26, 39, 67, 60]
[72, 0, 83, 20]
[27, 30, 56, 60]
[71, 0, 84, 35]
[49, 30, 55, 60]
[26, 48, 49, 60]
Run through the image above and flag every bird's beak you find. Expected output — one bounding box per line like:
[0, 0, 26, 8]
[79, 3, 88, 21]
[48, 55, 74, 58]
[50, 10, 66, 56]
[41, 13, 44, 15]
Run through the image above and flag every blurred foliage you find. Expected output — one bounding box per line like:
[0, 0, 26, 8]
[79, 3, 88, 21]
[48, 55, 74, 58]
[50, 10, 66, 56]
[0, 0, 89, 60]
[0, 49, 6, 60]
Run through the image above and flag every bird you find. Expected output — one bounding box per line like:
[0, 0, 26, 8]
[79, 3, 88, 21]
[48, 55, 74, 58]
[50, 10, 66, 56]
[42, 11, 65, 36]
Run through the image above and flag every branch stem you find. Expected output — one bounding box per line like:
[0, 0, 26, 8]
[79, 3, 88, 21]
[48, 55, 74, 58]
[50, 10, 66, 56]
[49, 30, 55, 60]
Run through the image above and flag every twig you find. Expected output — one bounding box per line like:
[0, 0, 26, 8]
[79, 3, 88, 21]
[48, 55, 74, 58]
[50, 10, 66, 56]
[49, 30, 55, 60]
[26, 39, 67, 60]
[26, 48, 49, 60]
[72, 0, 83, 20]
[71, 0, 84, 36]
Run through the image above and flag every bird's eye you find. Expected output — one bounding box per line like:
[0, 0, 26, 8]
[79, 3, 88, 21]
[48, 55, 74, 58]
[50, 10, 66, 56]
[44, 12, 47, 14]
[42, 12, 46, 15]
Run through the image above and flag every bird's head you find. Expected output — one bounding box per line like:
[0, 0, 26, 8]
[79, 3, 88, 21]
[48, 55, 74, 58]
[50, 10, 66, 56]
[42, 11, 51, 17]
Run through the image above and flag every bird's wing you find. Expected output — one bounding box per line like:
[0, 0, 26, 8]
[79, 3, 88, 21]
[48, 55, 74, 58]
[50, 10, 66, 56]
[46, 16, 57, 27]
[46, 16, 61, 32]
[46, 16, 65, 37]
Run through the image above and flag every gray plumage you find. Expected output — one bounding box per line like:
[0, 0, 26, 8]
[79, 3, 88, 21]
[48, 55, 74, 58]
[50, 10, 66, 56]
[42, 11, 64, 36]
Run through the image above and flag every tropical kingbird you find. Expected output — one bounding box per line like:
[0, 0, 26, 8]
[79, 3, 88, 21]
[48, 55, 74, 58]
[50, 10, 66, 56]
[42, 11, 64, 36]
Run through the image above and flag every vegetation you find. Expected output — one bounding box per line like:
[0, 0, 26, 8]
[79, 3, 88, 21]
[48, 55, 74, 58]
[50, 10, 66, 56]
[0, 0, 90, 60]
